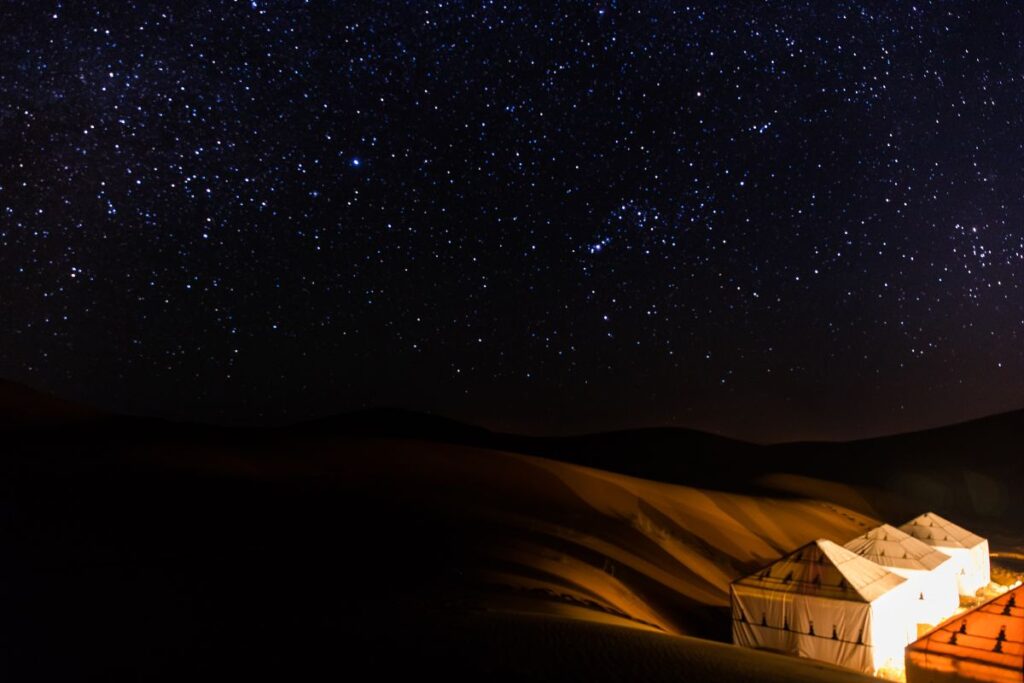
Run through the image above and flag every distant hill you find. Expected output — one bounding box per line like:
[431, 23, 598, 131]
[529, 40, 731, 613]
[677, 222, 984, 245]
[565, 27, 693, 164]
[279, 402, 1024, 530]
[0, 379, 109, 428]
[1, 378, 1021, 533]
[4, 376, 1020, 459]
[777, 408, 1024, 466]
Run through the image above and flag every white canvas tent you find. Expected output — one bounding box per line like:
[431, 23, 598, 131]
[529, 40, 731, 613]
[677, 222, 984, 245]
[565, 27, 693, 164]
[844, 523, 960, 629]
[731, 538, 922, 673]
[900, 512, 991, 597]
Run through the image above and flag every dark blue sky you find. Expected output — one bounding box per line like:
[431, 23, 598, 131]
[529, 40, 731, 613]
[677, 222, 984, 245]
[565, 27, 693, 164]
[2, 2, 1022, 441]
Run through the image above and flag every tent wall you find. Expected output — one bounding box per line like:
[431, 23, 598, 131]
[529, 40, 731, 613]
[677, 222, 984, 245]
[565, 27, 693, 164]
[731, 584, 875, 673]
[889, 565, 961, 628]
[966, 540, 991, 594]
[869, 581, 924, 670]
[938, 544, 991, 597]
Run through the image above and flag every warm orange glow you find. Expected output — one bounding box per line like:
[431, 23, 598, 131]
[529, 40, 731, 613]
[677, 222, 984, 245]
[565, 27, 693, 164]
[905, 583, 1022, 683]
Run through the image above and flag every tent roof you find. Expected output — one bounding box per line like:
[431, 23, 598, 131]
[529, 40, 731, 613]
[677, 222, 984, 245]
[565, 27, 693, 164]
[733, 538, 906, 603]
[843, 523, 952, 571]
[906, 583, 1022, 673]
[899, 511, 986, 550]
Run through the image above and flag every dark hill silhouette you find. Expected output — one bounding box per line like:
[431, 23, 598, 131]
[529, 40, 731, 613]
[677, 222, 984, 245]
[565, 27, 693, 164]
[0, 378, 110, 428]
[2, 378, 1021, 533]
[281, 402, 1024, 527]
[1, 379, 1021, 523]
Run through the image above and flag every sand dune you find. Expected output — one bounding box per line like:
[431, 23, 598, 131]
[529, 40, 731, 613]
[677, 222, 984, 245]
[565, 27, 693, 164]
[4, 381, 1017, 680]
[160, 437, 879, 638]
[363, 610, 876, 682]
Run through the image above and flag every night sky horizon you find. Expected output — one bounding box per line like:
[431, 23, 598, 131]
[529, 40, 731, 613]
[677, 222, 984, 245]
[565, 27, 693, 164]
[2, 2, 1023, 443]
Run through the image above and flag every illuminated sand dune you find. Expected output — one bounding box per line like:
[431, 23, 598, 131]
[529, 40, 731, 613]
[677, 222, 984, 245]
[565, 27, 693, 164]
[186, 437, 880, 636]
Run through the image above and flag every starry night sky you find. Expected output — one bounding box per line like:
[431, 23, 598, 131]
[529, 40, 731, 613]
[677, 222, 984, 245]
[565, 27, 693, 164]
[2, 2, 1023, 442]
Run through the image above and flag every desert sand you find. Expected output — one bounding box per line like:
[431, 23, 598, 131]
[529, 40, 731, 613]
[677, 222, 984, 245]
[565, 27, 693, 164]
[3, 381, 1021, 680]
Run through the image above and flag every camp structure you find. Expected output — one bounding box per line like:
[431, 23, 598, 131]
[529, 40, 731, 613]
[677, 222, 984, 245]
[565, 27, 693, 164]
[905, 583, 1022, 683]
[731, 538, 922, 674]
[844, 523, 961, 629]
[901, 512, 991, 597]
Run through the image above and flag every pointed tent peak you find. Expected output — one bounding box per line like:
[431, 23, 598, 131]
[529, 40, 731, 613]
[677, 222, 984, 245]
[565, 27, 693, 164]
[900, 512, 986, 550]
[845, 523, 952, 571]
[734, 538, 906, 603]
[862, 523, 910, 540]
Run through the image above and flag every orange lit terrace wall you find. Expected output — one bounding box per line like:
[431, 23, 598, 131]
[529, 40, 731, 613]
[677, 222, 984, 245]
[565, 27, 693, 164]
[906, 650, 1021, 683]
